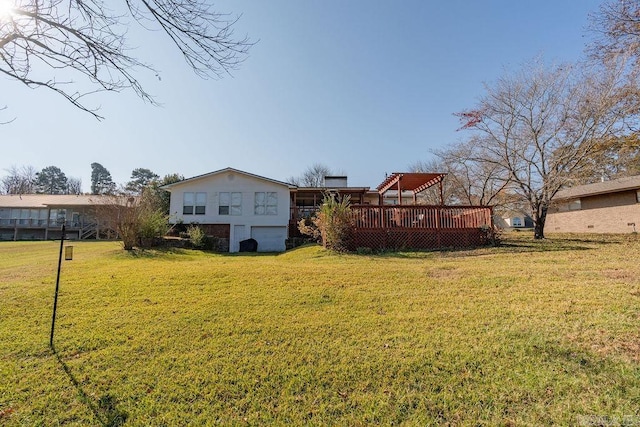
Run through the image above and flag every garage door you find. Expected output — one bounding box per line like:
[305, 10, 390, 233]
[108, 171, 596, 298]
[251, 226, 287, 252]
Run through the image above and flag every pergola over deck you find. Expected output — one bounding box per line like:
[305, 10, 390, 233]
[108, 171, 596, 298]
[287, 172, 494, 250]
[349, 172, 493, 250]
[376, 172, 447, 205]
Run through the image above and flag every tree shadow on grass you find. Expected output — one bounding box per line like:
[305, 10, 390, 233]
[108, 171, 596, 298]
[495, 234, 628, 254]
[354, 240, 599, 259]
[52, 348, 128, 427]
[121, 246, 284, 258]
[494, 241, 595, 254]
[120, 247, 189, 258]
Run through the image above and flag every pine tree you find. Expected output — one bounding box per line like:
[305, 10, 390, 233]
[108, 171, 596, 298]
[90, 163, 116, 195]
[35, 166, 68, 194]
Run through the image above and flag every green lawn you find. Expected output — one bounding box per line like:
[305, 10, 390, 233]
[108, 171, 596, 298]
[1, 234, 639, 426]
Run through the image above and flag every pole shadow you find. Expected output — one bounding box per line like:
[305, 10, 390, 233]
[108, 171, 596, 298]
[52, 347, 128, 426]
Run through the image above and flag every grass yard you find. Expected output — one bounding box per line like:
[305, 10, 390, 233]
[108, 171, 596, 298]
[1, 234, 640, 425]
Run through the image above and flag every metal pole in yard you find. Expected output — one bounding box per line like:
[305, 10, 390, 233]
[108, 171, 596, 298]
[49, 224, 66, 348]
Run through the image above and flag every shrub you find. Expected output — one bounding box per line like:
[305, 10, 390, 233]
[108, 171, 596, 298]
[297, 217, 321, 242]
[315, 194, 354, 252]
[481, 224, 502, 246]
[188, 224, 207, 248]
[94, 188, 169, 250]
[139, 209, 170, 240]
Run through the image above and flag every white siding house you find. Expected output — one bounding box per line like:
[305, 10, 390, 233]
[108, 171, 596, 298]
[163, 168, 295, 252]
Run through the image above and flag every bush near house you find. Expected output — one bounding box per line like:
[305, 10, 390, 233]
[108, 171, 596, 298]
[97, 189, 169, 250]
[299, 194, 354, 252]
[187, 224, 207, 248]
[1, 233, 640, 425]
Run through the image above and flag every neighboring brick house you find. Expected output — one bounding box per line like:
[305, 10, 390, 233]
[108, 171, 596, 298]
[546, 175, 640, 234]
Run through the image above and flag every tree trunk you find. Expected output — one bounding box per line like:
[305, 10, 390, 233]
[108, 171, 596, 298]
[533, 205, 548, 239]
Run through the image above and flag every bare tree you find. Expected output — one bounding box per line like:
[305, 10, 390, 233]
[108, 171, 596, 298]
[0, 105, 15, 124]
[430, 142, 511, 207]
[1, 0, 253, 119]
[1, 165, 37, 194]
[285, 175, 300, 186]
[66, 177, 83, 194]
[590, 0, 640, 70]
[95, 189, 168, 250]
[456, 58, 640, 239]
[299, 163, 332, 187]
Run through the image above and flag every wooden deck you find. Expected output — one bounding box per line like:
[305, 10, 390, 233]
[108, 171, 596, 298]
[0, 218, 104, 241]
[349, 205, 493, 250]
[290, 204, 494, 250]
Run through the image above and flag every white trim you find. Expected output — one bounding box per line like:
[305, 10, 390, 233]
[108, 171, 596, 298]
[161, 167, 297, 190]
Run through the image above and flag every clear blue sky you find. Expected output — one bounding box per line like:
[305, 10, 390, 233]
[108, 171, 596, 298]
[1, 0, 603, 191]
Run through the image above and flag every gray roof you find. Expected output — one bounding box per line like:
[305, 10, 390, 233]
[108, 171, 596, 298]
[0, 194, 114, 208]
[553, 175, 640, 201]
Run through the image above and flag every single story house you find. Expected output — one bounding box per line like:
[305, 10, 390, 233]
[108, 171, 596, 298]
[162, 167, 295, 252]
[494, 210, 534, 229]
[0, 194, 115, 240]
[546, 175, 640, 234]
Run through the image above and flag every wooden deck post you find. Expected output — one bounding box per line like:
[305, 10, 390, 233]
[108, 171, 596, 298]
[435, 207, 441, 247]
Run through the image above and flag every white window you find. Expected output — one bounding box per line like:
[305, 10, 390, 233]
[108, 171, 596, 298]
[183, 192, 206, 215]
[636, 190, 640, 203]
[511, 217, 522, 227]
[219, 192, 242, 215]
[183, 192, 194, 215]
[255, 192, 278, 215]
[195, 192, 207, 215]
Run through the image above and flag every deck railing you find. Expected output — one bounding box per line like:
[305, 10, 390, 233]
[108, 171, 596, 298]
[349, 205, 492, 230]
[290, 205, 492, 229]
[0, 218, 87, 228]
[290, 204, 494, 250]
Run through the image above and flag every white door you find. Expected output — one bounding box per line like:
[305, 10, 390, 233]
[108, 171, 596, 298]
[251, 226, 287, 252]
[232, 225, 246, 253]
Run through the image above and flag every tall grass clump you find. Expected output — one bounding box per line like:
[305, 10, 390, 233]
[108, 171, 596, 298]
[307, 194, 354, 252]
